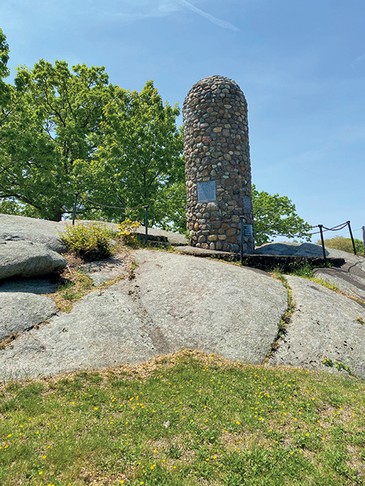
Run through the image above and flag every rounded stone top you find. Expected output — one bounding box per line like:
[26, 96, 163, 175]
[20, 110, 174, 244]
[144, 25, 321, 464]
[183, 75, 246, 112]
[190, 74, 241, 90]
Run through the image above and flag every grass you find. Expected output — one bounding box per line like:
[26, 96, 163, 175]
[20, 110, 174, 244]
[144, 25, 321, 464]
[51, 270, 94, 313]
[49, 248, 136, 312]
[309, 277, 365, 307]
[266, 271, 295, 359]
[1, 351, 365, 485]
[321, 237, 364, 257]
[272, 264, 365, 307]
[288, 263, 315, 278]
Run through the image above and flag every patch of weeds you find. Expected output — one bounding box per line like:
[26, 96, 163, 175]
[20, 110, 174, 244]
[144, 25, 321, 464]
[51, 271, 94, 312]
[277, 291, 294, 339]
[168, 444, 182, 459]
[311, 277, 340, 293]
[355, 317, 365, 325]
[0, 335, 16, 351]
[126, 259, 139, 281]
[322, 357, 352, 374]
[265, 272, 295, 360]
[311, 277, 365, 306]
[288, 263, 314, 278]
[271, 268, 287, 285]
[271, 271, 295, 333]
[49, 249, 135, 311]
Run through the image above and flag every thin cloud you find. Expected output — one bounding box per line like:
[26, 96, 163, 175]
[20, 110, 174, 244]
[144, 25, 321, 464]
[177, 0, 240, 31]
[85, 0, 177, 22]
[351, 54, 365, 68]
[91, 0, 239, 31]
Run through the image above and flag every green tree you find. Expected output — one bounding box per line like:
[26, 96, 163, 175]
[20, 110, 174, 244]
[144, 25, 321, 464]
[0, 28, 10, 105]
[0, 59, 113, 220]
[84, 81, 184, 225]
[0, 29, 15, 216]
[153, 179, 186, 232]
[252, 185, 311, 246]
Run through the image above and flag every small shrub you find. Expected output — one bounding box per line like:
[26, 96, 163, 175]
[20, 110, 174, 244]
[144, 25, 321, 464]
[288, 263, 314, 278]
[322, 357, 351, 374]
[60, 223, 115, 261]
[117, 219, 140, 246]
[320, 236, 364, 256]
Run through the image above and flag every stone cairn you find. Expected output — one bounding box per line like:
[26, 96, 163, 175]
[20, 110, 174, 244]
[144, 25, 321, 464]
[183, 75, 254, 253]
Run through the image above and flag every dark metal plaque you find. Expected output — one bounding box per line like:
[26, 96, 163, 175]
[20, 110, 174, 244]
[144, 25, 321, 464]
[242, 224, 253, 237]
[197, 180, 217, 203]
[243, 196, 252, 212]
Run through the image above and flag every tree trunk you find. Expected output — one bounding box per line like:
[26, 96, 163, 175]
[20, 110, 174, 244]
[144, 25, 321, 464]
[48, 210, 63, 222]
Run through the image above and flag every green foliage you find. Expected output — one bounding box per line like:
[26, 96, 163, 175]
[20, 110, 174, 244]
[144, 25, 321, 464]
[0, 28, 10, 106]
[287, 263, 315, 278]
[0, 39, 183, 228]
[321, 236, 364, 256]
[252, 185, 312, 246]
[1, 352, 365, 484]
[54, 272, 94, 313]
[60, 223, 115, 261]
[83, 80, 184, 227]
[322, 357, 351, 374]
[153, 178, 187, 232]
[0, 198, 42, 218]
[0, 29, 9, 78]
[0, 57, 113, 220]
[117, 218, 140, 246]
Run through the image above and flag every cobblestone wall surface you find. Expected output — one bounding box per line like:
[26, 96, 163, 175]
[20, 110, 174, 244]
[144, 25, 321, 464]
[183, 75, 254, 253]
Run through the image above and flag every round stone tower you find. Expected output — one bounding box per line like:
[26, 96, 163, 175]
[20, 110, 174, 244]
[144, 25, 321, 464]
[183, 75, 254, 253]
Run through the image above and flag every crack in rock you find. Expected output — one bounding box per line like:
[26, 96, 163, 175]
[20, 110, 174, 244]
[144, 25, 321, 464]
[127, 282, 172, 355]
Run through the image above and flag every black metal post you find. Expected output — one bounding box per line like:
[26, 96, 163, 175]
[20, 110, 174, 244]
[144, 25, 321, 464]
[72, 192, 79, 226]
[240, 216, 245, 266]
[144, 205, 149, 245]
[318, 224, 327, 263]
[362, 226, 365, 256]
[347, 221, 357, 255]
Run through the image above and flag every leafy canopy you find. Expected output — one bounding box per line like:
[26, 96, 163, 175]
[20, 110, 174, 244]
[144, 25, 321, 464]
[0, 27, 10, 105]
[0, 58, 113, 220]
[81, 80, 184, 226]
[252, 185, 312, 246]
[0, 34, 183, 224]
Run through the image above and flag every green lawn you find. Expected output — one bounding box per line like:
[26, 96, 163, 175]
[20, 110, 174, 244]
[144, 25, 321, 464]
[1, 351, 364, 485]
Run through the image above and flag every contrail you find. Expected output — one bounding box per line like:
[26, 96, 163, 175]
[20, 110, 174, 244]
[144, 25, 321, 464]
[177, 0, 240, 31]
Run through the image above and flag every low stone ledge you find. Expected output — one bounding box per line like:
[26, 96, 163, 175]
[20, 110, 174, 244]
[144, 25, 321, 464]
[175, 246, 345, 271]
[240, 255, 345, 272]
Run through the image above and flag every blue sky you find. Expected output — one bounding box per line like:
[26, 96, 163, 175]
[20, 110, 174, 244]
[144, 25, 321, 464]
[1, 0, 364, 241]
